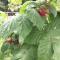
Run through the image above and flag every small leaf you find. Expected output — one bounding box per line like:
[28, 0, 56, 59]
[48, 4, 57, 17]
[19, 1, 36, 14]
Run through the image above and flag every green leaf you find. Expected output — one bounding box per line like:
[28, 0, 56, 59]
[19, 1, 36, 14]
[0, 15, 33, 41]
[1, 42, 10, 53]
[37, 15, 55, 60]
[47, 15, 60, 60]
[0, 12, 8, 26]
[12, 44, 37, 60]
[38, 34, 52, 60]
[24, 26, 42, 45]
[37, 14, 60, 60]
[26, 9, 46, 31]
[10, 15, 33, 43]
[48, 4, 57, 17]
[0, 20, 12, 38]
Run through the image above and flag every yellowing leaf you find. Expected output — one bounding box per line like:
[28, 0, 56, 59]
[8, 0, 22, 5]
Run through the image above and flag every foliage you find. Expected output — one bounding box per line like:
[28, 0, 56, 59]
[0, 0, 60, 60]
[0, 12, 8, 26]
[8, 0, 22, 5]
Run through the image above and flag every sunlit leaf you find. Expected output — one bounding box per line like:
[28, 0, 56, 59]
[8, 0, 22, 5]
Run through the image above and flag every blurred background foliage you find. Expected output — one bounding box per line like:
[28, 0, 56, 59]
[0, 0, 60, 12]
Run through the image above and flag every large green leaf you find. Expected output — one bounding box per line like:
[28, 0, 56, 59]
[10, 15, 33, 39]
[47, 15, 60, 60]
[0, 15, 33, 40]
[12, 44, 37, 60]
[26, 9, 46, 31]
[38, 14, 60, 60]
[38, 34, 52, 60]
[37, 15, 55, 60]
